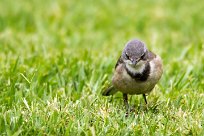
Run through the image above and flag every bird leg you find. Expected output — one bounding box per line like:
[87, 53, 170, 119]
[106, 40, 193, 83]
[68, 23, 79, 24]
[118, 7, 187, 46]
[143, 94, 147, 104]
[123, 93, 129, 115]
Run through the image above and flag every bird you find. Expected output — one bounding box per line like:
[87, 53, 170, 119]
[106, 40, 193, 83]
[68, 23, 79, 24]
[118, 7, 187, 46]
[102, 39, 163, 112]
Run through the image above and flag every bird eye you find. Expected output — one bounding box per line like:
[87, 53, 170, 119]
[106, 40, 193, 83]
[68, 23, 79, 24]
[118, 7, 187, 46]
[141, 53, 145, 59]
[125, 53, 130, 60]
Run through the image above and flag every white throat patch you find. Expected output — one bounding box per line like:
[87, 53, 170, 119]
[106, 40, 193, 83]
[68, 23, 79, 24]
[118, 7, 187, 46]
[126, 62, 146, 74]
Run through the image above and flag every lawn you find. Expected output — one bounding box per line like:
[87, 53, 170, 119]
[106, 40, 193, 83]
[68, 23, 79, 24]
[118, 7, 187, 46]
[0, 0, 204, 135]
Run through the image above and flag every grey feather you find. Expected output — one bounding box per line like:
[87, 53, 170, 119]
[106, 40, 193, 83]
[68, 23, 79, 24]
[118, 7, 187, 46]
[102, 86, 118, 96]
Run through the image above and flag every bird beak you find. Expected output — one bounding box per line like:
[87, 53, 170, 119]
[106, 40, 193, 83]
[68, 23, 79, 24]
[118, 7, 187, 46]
[131, 58, 140, 65]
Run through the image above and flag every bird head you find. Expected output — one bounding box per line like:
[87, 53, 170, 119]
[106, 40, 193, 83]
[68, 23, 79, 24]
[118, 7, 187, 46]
[122, 39, 148, 68]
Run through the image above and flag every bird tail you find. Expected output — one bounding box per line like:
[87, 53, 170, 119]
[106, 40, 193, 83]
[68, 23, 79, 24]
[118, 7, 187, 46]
[102, 86, 117, 96]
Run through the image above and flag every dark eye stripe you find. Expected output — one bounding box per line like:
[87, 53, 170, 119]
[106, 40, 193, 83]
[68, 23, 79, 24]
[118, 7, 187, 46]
[141, 53, 146, 59]
[125, 53, 130, 60]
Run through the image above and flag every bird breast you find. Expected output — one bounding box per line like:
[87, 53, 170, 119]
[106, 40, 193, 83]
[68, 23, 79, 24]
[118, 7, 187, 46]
[112, 55, 163, 95]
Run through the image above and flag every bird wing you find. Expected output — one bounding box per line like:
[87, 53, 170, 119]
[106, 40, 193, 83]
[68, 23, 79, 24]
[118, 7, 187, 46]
[115, 55, 123, 69]
[146, 51, 156, 61]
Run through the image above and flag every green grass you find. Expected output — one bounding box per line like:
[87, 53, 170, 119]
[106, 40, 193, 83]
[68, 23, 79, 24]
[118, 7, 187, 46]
[0, 0, 204, 135]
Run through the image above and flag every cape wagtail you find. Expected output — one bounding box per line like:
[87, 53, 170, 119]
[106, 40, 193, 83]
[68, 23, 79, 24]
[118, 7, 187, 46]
[102, 39, 163, 110]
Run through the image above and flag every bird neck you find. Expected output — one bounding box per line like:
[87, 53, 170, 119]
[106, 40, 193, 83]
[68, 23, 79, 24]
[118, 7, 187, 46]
[125, 63, 145, 74]
[125, 62, 150, 81]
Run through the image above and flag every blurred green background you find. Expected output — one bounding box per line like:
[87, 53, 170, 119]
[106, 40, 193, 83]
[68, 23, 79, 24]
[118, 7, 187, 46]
[0, 0, 204, 135]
